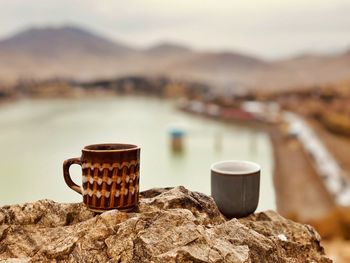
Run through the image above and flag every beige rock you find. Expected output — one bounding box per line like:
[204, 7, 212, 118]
[0, 186, 331, 262]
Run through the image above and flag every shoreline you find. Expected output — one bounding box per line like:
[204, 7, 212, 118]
[267, 124, 335, 221]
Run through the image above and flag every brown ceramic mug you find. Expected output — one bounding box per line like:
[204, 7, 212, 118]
[211, 160, 260, 218]
[63, 143, 140, 213]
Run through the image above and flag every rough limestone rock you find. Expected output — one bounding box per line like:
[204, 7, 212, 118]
[0, 186, 331, 262]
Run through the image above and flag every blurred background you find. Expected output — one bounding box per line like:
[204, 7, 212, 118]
[0, 1, 350, 261]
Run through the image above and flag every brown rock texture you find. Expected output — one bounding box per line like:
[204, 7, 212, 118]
[0, 186, 331, 262]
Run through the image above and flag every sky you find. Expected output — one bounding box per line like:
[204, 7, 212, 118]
[0, 0, 350, 59]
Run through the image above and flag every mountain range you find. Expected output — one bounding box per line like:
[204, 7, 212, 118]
[0, 25, 349, 91]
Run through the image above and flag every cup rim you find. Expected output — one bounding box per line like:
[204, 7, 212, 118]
[83, 143, 140, 152]
[211, 160, 260, 175]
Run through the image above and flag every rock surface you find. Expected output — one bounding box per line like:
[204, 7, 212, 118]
[0, 186, 331, 262]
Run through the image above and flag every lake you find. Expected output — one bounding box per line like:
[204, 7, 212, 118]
[0, 96, 275, 211]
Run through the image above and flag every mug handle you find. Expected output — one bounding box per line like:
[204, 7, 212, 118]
[63, 157, 82, 195]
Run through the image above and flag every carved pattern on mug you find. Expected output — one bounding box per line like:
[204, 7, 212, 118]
[81, 160, 139, 171]
[82, 186, 137, 198]
[81, 160, 140, 206]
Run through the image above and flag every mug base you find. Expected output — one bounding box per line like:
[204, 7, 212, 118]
[87, 206, 136, 213]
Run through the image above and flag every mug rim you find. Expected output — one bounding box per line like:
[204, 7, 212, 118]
[211, 160, 260, 175]
[83, 143, 140, 152]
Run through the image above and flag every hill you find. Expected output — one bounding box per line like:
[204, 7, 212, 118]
[0, 25, 267, 89]
[0, 25, 349, 91]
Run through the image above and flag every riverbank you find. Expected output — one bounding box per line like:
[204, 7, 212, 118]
[309, 119, 350, 172]
[268, 123, 335, 221]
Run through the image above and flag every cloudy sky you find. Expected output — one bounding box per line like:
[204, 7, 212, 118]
[0, 0, 350, 59]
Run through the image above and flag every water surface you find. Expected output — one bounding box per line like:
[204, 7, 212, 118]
[0, 96, 275, 211]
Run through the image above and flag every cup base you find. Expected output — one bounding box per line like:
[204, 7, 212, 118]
[220, 210, 257, 219]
